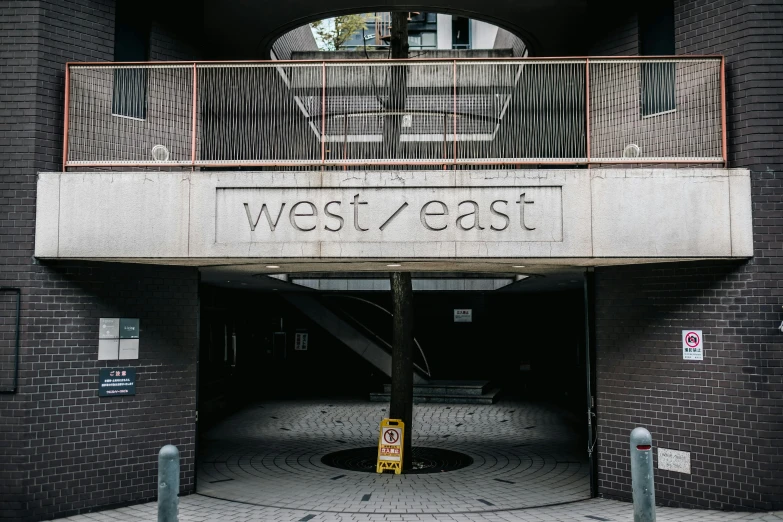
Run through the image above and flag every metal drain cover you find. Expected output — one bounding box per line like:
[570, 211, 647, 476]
[321, 446, 473, 474]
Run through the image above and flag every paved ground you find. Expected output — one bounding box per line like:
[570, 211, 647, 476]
[54, 495, 783, 521]
[197, 400, 589, 513]
[53, 399, 782, 521]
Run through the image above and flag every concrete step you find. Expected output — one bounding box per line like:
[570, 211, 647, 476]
[382, 380, 491, 396]
[370, 387, 501, 405]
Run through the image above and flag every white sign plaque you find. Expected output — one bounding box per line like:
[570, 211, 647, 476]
[682, 330, 703, 360]
[99, 318, 120, 339]
[119, 339, 140, 360]
[658, 448, 691, 474]
[294, 332, 308, 351]
[454, 309, 472, 323]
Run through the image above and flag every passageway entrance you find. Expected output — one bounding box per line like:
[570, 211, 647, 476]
[195, 269, 594, 513]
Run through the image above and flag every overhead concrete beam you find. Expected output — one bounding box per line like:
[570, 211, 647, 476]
[35, 168, 754, 266]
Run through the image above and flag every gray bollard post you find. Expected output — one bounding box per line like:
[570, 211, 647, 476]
[630, 427, 656, 522]
[158, 444, 180, 522]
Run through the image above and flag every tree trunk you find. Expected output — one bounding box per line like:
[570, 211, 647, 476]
[383, 12, 409, 159]
[389, 271, 414, 470]
[388, 16, 414, 471]
[390, 12, 409, 59]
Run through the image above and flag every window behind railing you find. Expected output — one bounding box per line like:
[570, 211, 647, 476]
[639, 0, 675, 118]
[112, 0, 150, 120]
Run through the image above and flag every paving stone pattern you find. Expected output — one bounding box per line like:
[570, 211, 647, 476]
[196, 400, 589, 514]
[53, 400, 782, 521]
[52, 491, 783, 521]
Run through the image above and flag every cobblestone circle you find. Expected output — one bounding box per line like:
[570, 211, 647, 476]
[196, 399, 590, 514]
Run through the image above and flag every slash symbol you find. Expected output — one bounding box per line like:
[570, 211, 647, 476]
[379, 202, 409, 231]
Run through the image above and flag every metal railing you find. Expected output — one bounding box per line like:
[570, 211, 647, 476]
[62, 57, 726, 170]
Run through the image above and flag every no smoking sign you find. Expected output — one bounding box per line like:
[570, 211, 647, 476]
[682, 330, 703, 361]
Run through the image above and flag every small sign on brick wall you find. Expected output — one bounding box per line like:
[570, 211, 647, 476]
[294, 332, 308, 351]
[658, 448, 691, 474]
[98, 367, 136, 397]
[454, 309, 472, 322]
[682, 329, 703, 360]
[99, 318, 140, 360]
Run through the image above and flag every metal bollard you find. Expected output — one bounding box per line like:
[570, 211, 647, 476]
[158, 444, 180, 522]
[630, 427, 656, 522]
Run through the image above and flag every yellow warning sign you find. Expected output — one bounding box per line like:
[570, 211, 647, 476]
[376, 418, 404, 474]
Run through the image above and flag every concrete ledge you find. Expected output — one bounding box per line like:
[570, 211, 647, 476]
[35, 169, 753, 266]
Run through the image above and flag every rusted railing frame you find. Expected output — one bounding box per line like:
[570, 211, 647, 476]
[585, 58, 591, 167]
[191, 63, 197, 170]
[721, 56, 728, 167]
[62, 56, 728, 171]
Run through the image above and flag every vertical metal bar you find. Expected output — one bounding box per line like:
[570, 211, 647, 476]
[443, 113, 447, 170]
[585, 59, 591, 167]
[452, 60, 457, 168]
[321, 62, 326, 167]
[62, 64, 70, 171]
[343, 99, 348, 170]
[720, 56, 728, 167]
[191, 63, 198, 169]
[583, 270, 597, 497]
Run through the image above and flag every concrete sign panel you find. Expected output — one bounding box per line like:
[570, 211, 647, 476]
[35, 169, 754, 263]
[216, 186, 564, 245]
[682, 330, 703, 360]
[658, 448, 691, 474]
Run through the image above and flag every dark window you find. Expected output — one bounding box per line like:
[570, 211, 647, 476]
[112, 0, 151, 119]
[638, 1, 675, 117]
[452, 16, 470, 49]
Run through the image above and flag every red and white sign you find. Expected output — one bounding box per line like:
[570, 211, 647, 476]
[682, 330, 703, 360]
[382, 426, 401, 445]
[379, 426, 402, 461]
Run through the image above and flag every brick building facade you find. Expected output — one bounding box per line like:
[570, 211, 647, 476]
[590, 0, 783, 512]
[0, 0, 780, 520]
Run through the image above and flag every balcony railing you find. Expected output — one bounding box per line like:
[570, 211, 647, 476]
[62, 57, 726, 169]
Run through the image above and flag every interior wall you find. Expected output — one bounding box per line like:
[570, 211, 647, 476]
[197, 285, 587, 429]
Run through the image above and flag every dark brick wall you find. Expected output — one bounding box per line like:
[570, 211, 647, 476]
[676, 0, 783, 171]
[588, 2, 639, 56]
[23, 262, 199, 519]
[0, 1, 203, 520]
[0, 3, 39, 515]
[594, 0, 783, 512]
[149, 0, 204, 61]
[595, 261, 778, 511]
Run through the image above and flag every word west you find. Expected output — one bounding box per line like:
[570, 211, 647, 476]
[243, 193, 538, 233]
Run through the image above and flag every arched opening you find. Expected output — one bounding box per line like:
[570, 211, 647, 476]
[270, 11, 528, 60]
[201, 1, 590, 60]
